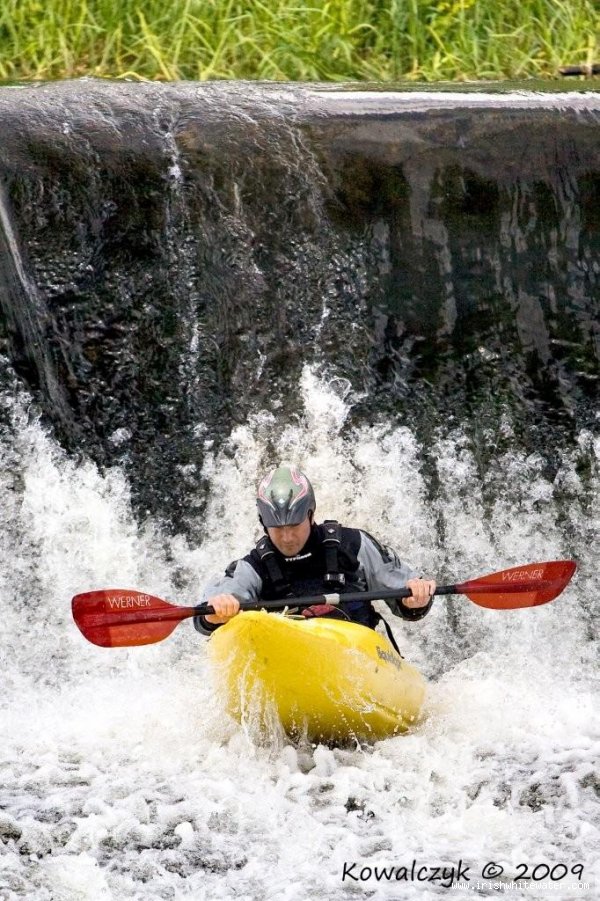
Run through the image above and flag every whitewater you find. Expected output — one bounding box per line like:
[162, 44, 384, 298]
[0, 366, 598, 901]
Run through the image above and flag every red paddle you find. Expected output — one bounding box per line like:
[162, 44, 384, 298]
[72, 560, 576, 648]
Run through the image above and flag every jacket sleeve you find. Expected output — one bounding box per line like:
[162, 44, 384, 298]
[194, 558, 263, 636]
[357, 531, 433, 621]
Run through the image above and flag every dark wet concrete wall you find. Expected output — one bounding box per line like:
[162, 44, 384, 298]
[0, 82, 598, 528]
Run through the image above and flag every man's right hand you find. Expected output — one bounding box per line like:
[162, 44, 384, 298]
[204, 594, 241, 624]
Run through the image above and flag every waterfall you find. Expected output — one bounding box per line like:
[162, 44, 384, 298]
[0, 81, 598, 900]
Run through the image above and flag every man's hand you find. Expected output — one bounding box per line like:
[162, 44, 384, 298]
[204, 594, 241, 624]
[405, 578, 436, 608]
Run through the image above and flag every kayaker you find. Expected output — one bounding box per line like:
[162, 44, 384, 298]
[194, 465, 435, 642]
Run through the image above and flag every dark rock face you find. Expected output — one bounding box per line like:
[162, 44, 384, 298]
[0, 82, 598, 529]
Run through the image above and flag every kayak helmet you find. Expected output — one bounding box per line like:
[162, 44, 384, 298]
[257, 465, 316, 528]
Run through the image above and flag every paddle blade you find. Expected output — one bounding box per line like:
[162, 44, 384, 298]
[456, 560, 576, 610]
[72, 590, 195, 647]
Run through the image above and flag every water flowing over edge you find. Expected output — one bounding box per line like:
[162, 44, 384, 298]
[0, 81, 598, 531]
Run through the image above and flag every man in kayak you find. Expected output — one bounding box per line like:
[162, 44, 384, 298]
[194, 465, 435, 642]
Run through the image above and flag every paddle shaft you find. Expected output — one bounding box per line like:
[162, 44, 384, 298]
[203, 584, 451, 614]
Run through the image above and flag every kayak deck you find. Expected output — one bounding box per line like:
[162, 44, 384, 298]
[208, 610, 426, 742]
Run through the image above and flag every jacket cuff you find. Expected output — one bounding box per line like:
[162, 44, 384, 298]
[396, 597, 434, 621]
[193, 614, 223, 636]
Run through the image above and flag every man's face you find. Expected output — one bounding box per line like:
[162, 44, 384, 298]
[267, 516, 312, 556]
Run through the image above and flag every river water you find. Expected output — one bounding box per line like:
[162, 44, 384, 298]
[0, 82, 598, 900]
[0, 364, 598, 900]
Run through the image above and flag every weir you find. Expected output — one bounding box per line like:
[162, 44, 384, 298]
[0, 82, 598, 528]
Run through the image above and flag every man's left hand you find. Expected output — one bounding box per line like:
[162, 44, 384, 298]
[405, 578, 436, 608]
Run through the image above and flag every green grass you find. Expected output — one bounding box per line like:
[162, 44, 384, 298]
[0, 0, 598, 82]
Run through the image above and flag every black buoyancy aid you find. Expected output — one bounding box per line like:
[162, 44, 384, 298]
[250, 522, 379, 629]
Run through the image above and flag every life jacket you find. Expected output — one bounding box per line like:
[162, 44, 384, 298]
[250, 521, 380, 629]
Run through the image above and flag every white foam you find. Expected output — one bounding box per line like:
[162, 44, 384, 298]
[0, 368, 598, 899]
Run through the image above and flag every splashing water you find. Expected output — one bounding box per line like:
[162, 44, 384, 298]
[1, 367, 598, 900]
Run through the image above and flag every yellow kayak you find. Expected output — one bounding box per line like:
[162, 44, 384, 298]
[208, 610, 426, 742]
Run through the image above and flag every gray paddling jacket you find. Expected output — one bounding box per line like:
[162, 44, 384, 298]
[194, 523, 433, 636]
